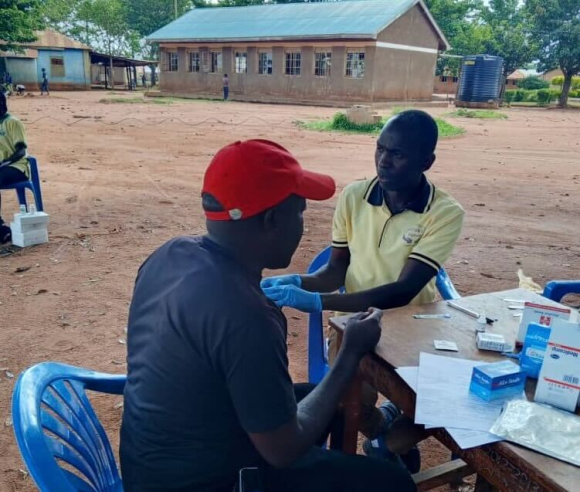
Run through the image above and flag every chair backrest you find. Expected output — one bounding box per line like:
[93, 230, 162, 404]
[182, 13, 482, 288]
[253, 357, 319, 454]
[306, 246, 460, 383]
[12, 362, 126, 492]
[543, 280, 580, 303]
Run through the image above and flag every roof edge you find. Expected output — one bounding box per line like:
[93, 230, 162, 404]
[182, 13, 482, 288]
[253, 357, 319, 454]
[417, 0, 450, 51]
[148, 34, 377, 43]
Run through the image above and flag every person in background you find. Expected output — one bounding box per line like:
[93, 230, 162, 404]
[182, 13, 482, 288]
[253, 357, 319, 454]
[0, 91, 29, 243]
[262, 110, 465, 473]
[142, 72, 147, 88]
[40, 68, 49, 96]
[223, 73, 229, 101]
[120, 139, 416, 492]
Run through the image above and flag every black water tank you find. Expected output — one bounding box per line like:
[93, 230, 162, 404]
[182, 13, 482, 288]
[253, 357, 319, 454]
[457, 55, 504, 103]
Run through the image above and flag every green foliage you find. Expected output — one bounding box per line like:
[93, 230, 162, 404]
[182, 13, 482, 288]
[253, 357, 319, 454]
[504, 90, 516, 104]
[513, 89, 527, 102]
[299, 112, 464, 138]
[516, 76, 549, 90]
[526, 0, 580, 107]
[551, 76, 564, 87]
[448, 109, 508, 119]
[0, 0, 44, 52]
[536, 88, 555, 106]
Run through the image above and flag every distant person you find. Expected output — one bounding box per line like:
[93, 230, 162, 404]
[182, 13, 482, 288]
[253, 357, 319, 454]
[40, 68, 49, 96]
[0, 91, 29, 243]
[223, 74, 229, 100]
[142, 73, 147, 88]
[16, 85, 25, 96]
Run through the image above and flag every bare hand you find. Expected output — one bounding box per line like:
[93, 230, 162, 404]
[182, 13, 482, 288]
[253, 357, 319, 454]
[342, 308, 382, 359]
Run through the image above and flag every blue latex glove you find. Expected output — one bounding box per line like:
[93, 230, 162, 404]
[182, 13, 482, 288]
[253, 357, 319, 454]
[260, 274, 302, 290]
[262, 285, 322, 313]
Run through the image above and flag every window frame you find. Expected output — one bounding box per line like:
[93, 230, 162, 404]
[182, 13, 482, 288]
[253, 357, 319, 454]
[50, 56, 65, 78]
[210, 50, 223, 74]
[285, 51, 301, 76]
[188, 51, 200, 73]
[314, 50, 332, 77]
[234, 52, 248, 74]
[164, 51, 178, 72]
[345, 50, 365, 79]
[258, 51, 273, 75]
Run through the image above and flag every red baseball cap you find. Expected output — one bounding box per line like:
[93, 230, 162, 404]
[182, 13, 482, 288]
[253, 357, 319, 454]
[202, 139, 335, 221]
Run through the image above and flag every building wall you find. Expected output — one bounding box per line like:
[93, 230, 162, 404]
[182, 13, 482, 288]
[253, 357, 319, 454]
[157, 5, 442, 103]
[433, 75, 458, 94]
[374, 5, 440, 100]
[5, 58, 39, 88]
[36, 48, 90, 90]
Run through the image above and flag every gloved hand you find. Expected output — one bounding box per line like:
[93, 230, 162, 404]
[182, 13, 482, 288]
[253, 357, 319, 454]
[260, 274, 302, 290]
[262, 285, 322, 313]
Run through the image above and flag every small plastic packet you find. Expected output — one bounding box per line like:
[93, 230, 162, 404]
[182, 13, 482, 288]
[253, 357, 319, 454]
[489, 399, 580, 466]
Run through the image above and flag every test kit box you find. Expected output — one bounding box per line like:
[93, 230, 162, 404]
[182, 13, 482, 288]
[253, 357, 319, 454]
[477, 332, 508, 352]
[520, 323, 552, 379]
[469, 360, 526, 402]
[516, 302, 571, 345]
[535, 319, 580, 412]
[10, 210, 49, 248]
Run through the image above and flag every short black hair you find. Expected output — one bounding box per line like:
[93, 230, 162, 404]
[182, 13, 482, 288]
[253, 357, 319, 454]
[387, 110, 438, 156]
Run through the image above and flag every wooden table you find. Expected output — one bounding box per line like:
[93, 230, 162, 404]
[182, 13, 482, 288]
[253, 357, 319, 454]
[329, 289, 580, 492]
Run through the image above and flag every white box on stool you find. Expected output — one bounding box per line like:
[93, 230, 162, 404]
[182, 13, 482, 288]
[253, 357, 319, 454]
[10, 227, 49, 247]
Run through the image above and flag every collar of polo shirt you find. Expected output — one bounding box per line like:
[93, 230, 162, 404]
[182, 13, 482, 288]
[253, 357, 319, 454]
[364, 174, 435, 215]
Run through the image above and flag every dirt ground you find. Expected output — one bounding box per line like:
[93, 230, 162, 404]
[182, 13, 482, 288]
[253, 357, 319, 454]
[1, 91, 579, 492]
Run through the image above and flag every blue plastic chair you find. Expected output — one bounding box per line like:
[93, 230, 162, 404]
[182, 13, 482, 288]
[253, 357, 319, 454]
[12, 362, 126, 492]
[307, 246, 460, 383]
[543, 280, 580, 303]
[0, 156, 44, 212]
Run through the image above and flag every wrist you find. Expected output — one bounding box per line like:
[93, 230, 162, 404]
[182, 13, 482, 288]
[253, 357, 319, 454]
[334, 347, 361, 370]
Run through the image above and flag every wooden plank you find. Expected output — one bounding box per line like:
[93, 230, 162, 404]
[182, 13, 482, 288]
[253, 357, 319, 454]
[413, 460, 473, 491]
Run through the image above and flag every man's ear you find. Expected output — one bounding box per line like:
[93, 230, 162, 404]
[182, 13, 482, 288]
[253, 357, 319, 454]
[423, 153, 436, 172]
[262, 207, 277, 232]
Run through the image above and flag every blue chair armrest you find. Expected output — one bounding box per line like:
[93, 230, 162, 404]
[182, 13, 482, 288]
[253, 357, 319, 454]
[543, 281, 580, 303]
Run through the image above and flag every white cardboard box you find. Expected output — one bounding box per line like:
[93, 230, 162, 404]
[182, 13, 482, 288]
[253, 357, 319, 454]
[11, 211, 49, 233]
[516, 302, 571, 344]
[535, 319, 580, 412]
[10, 227, 48, 248]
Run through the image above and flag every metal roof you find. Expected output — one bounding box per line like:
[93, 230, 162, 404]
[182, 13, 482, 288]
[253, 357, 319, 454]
[26, 30, 90, 51]
[147, 0, 448, 49]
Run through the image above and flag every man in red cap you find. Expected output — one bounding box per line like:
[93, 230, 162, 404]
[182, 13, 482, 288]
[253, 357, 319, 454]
[120, 140, 416, 492]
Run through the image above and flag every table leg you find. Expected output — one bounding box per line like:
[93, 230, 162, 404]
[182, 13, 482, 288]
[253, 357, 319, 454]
[329, 331, 362, 454]
[474, 474, 498, 492]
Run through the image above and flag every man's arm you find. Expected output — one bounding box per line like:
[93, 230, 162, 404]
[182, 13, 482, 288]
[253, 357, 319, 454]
[248, 309, 382, 468]
[320, 259, 436, 313]
[300, 247, 350, 293]
[0, 142, 26, 167]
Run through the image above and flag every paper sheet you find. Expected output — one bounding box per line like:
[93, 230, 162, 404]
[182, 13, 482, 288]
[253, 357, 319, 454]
[397, 365, 502, 449]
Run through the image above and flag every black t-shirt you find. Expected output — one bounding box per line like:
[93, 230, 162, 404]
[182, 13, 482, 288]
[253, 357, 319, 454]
[120, 236, 297, 492]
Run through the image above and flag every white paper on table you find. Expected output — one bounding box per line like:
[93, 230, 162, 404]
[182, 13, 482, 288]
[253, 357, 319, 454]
[397, 366, 502, 449]
[414, 353, 509, 432]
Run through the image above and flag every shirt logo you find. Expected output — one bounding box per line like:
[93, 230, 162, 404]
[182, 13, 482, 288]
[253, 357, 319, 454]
[402, 226, 424, 245]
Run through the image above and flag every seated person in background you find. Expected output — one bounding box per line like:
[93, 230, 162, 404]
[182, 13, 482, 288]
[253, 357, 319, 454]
[262, 110, 465, 472]
[120, 139, 417, 492]
[0, 91, 29, 243]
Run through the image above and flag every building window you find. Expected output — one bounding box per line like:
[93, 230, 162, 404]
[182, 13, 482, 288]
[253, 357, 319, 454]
[314, 51, 332, 77]
[210, 51, 222, 73]
[235, 52, 247, 74]
[188, 51, 200, 73]
[452, 76, 458, 83]
[440, 76, 448, 82]
[258, 51, 273, 75]
[50, 57, 65, 77]
[345, 50, 365, 78]
[164, 52, 178, 72]
[285, 51, 301, 76]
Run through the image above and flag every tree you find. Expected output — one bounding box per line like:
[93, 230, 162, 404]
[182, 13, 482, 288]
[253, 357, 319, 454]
[424, 0, 489, 75]
[0, 0, 44, 52]
[527, 0, 580, 107]
[516, 76, 549, 90]
[480, 0, 536, 78]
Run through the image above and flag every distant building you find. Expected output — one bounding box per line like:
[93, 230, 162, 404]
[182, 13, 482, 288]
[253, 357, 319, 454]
[433, 68, 541, 95]
[147, 0, 449, 104]
[0, 30, 91, 90]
